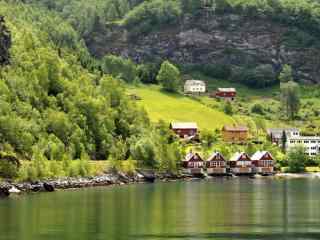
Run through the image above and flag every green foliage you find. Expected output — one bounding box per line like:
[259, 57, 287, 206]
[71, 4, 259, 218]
[251, 103, 264, 115]
[157, 61, 181, 92]
[101, 55, 138, 83]
[279, 65, 294, 83]
[122, 0, 182, 36]
[287, 145, 308, 173]
[281, 81, 301, 119]
[223, 101, 233, 115]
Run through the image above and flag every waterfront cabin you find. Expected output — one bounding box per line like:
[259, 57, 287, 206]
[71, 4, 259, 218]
[170, 122, 198, 140]
[184, 80, 206, 95]
[267, 128, 300, 145]
[251, 151, 275, 175]
[182, 152, 204, 175]
[222, 125, 249, 143]
[206, 152, 227, 175]
[214, 88, 237, 101]
[229, 152, 253, 175]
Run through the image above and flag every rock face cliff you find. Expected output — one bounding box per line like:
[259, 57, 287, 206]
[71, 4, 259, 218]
[0, 16, 11, 66]
[88, 13, 320, 84]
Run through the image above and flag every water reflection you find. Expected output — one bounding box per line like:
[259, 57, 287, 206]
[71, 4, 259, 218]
[0, 178, 320, 240]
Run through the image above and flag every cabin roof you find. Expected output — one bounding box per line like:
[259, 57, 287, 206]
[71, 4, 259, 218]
[184, 152, 203, 162]
[185, 80, 206, 86]
[230, 152, 251, 161]
[223, 125, 248, 132]
[171, 122, 198, 129]
[217, 88, 236, 92]
[207, 152, 226, 161]
[251, 151, 274, 161]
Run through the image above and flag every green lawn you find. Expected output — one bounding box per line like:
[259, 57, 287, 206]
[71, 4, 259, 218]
[128, 85, 235, 130]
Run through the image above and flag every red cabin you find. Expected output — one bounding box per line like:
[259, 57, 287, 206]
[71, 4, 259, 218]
[214, 88, 237, 101]
[229, 152, 252, 175]
[206, 152, 227, 175]
[182, 152, 204, 175]
[251, 151, 275, 175]
[170, 122, 198, 139]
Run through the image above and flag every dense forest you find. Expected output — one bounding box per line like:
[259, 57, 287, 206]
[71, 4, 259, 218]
[0, 1, 182, 180]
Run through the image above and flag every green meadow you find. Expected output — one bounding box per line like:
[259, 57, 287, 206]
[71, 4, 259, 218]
[127, 85, 235, 130]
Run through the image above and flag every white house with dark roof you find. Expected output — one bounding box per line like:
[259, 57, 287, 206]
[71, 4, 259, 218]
[184, 80, 206, 94]
[267, 128, 300, 144]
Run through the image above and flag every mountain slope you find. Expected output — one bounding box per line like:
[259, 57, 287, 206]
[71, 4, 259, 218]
[0, 16, 11, 65]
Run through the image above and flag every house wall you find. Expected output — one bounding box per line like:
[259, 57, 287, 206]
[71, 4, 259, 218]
[184, 84, 206, 93]
[222, 130, 248, 142]
[172, 128, 198, 138]
[286, 137, 320, 156]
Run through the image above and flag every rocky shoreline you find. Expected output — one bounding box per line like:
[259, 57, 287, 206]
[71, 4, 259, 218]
[0, 171, 188, 198]
[2, 172, 320, 198]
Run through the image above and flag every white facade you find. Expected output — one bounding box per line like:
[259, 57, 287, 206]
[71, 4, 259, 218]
[286, 136, 320, 156]
[184, 80, 206, 94]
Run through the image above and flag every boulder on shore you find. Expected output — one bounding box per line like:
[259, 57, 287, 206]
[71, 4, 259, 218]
[0, 186, 10, 197]
[43, 182, 55, 192]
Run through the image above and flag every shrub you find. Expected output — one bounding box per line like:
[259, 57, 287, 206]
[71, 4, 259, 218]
[223, 101, 233, 115]
[287, 145, 307, 173]
[251, 103, 264, 115]
[0, 161, 19, 178]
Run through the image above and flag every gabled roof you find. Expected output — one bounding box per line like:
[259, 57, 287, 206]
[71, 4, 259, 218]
[230, 152, 251, 161]
[171, 122, 198, 129]
[251, 151, 274, 161]
[207, 152, 226, 162]
[217, 88, 236, 92]
[185, 80, 206, 86]
[184, 152, 203, 162]
[223, 125, 248, 132]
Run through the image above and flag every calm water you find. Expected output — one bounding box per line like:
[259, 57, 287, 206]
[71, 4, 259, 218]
[1, 178, 320, 240]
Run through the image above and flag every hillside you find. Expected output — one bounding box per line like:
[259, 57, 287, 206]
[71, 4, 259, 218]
[127, 85, 234, 130]
[0, 16, 10, 65]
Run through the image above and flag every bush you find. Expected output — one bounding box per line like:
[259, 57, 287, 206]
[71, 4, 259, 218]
[251, 104, 264, 115]
[287, 145, 307, 173]
[0, 161, 19, 178]
[223, 101, 233, 115]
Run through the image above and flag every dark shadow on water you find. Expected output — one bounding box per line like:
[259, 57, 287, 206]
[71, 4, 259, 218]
[132, 232, 320, 240]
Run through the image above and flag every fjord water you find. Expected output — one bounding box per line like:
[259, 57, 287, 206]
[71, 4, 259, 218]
[1, 178, 320, 240]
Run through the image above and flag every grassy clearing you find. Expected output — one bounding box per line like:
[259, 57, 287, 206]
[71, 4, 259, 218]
[128, 84, 235, 130]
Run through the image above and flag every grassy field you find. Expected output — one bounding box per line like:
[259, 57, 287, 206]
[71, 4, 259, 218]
[127, 85, 235, 130]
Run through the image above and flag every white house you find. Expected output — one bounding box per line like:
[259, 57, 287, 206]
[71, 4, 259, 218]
[184, 80, 206, 94]
[267, 128, 300, 144]
[286, 136, 320, 156]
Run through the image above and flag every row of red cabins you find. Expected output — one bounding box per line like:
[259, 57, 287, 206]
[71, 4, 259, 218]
[183, 151, 274, 176]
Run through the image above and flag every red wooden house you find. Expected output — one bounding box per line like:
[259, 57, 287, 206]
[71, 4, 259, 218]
[206, 152, 227, 175]
[182, 151, 204, 175]
[170, 122, 198, 139]
[251, 151, 275, 175]
[229, 152, 253, 175]
[214, 88, 237, 101]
